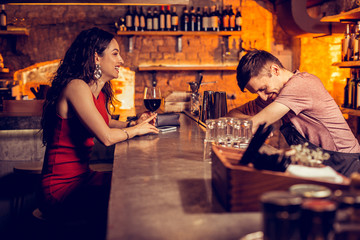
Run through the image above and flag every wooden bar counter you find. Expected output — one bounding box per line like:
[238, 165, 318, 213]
[107, 113, 261, 240]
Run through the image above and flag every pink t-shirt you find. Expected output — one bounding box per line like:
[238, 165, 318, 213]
[275, 71, 360, 153]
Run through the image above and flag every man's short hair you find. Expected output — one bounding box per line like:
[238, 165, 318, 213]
[237, 49, 284, 92]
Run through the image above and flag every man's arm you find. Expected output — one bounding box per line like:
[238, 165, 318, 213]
[250, 101, 290, 133]
[227, 96, 270, 118]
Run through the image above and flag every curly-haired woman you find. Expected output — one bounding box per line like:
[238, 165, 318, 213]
[39, 27, 158, 237]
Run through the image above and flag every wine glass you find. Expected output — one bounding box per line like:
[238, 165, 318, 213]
[144, 86, 161, 112]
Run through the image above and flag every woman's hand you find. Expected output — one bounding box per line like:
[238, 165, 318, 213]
[136, 111, 157, 126]
[132, 114, 159, 136]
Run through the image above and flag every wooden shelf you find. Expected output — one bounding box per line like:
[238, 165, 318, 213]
[0, 28, 30, 36]
[116, 30, 242, 36]
[332, 61, 360, 68]
[138, 65, 237, 71]
[341, 107, 360, 116]
[117, 30, 241, 52]
[321, 7, 360, 22]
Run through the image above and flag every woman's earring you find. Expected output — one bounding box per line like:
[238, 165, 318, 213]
[94, 64, 102, 79]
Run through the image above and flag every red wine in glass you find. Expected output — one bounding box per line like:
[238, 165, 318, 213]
[144, 87, 161, 112]
[144, 99, 161, 112]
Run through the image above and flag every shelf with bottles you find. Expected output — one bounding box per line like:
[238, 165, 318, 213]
[341, 107, 360, 116]
[332, 61, 360, 68]
[138, 64, 237, 86]
[116, 30, 242, 37]
[117, 30, 241, 52]
[0, 28, 29, 36]
[138, 64, 237, 71]
[118, 4, 242, 52]
[321, 7, 360, 22]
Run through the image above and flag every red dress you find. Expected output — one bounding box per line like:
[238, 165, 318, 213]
[40, 91, 111, 215]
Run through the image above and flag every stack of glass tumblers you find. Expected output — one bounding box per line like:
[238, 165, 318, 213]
[203, 117, 253, 162]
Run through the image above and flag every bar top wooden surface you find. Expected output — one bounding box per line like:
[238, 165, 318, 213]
[107, 113, 261, 240]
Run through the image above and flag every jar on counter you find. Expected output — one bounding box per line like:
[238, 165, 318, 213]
[261, 191, 303, 240]
[300, 199, 337, 240]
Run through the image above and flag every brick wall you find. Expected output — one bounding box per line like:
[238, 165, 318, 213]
[1, 0, 287, 113]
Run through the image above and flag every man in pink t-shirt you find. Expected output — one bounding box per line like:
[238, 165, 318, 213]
[228, 49, 360, 176]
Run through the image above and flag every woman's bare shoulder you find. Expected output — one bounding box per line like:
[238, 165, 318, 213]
[64, 79, 91, 95]
[66, 79, 89, 88]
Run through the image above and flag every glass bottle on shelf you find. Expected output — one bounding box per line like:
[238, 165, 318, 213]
[343, 23, 351, 61]
[344, 77, 350, 108]
[229, 5, 235, 31]
[0, 4, 6, 31]
[146, 7, 153, 31]
[222, 5, 229, 31]
[165, 5, 171, 31]
[189, 6, 196, 31]
[171, 6, 179, 31]
[202, 6, 209, 31]
[139, 6, 146, 32]
[133, 6, 140, 32]
[196, 7, 202, 31]
[355, 69, 360, 109]
[353, 21, 360, 61]
[210, 5, 218, 32]
[125, 6, 133, 31]
[235, 7, 242, 31]
[350, 70, 357, 109]
[181, 7, 189, 31]
[216, 5, 221, 32]
[153, 7, 159, 31]
[159, 5, 165, 31]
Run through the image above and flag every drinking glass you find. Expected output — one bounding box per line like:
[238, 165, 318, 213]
[203, 119, 217, 162]
[219, 117, 235, 147]
[233, 119, 253, 149]
[215, 118, 227, 146]
[144, 86, 161, 112]
[240, 119, 253, 148]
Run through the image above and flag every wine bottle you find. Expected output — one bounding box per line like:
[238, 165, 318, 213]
[125, 6, 133, 31]
[139, 6, 146, 32]
[202, 6, 209, 31]
[196, 7, 202, 31]
[351, 70, 357, 109]
[181, 7, 189, 31]
[133, 6, 140, 32]
[0, 4, 6, 31]
[153, 7, 159, 31]
[354, 21, 360, 61]
[355, 69, 360, 109]
[229, 5, 235, 31]
[344, 77, 350, 108]
[235, 7, 242, 31]
[222, 5, 229, 31]
[166, 5, 171, 31]
[350, 24, 357, 61]
[171, 6, 179, 31]
[189, 7, 196, 31]
[146, 7, 153, 31]
[343, 24, 351, 61]
[216, 5, 221, 32]
[159, 5, 165, 31]
[210, 5, 218, 32]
